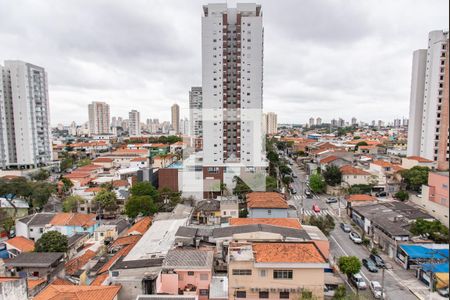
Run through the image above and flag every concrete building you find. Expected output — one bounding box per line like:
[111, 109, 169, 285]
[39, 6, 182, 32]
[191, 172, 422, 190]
[316, 117, 322, 126]
[128, 109, 141, 137]
[0, 61, 52, 169]
[88, 101, 110, 135]
[351, 117, 357, 126]
[171, 104, 180, 134]
[407, 30, 449, 170]
[202, 3, 264, 166]
[265, 112, 277, 135]
[309, 117, 315, 127]
[180, 117, 189, 135]
[189, 86, 203, 138]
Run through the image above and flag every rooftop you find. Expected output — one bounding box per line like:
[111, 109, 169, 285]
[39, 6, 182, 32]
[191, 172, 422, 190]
[5, 252, 64, 267]
[50, 213, 96, 227]
[126, 216, 152, 235]
[246, 192, 288, 209]
[346, 194, 376, 202]
[406, 156, 434, 163]
[0, 198, 29, 209]
[229, 218, 301, 229]
[18, 213, 55, 226]
[162, 249, 213, 269]
[65, 250, 97, 275]
[252, 242, 326, 264]
[212, 224, 309, 240]
[34, 284, 121, 300]
[371, 160, 393, 168]
[340, 165, 370, 176]
[5, 236, 35, 252]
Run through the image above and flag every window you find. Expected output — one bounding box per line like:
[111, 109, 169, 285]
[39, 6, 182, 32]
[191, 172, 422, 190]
[30, 228, 33, 232]
[232, 269, 252, 276]
[111, 271, 119, 277]
[259, 270, 266, 277]
[199, 289, 209, 296]
[259, 291, 269, 298]
[187, 271, 195, 276]
[200, 273, 208, 281]
[280, 292, 290, 299]
[208, 167, 219, 174]
[236, 291, 247, 298]
[267, 209, 272, 215]
[39, 228, 43, 233]
[273, 270, 293, 279]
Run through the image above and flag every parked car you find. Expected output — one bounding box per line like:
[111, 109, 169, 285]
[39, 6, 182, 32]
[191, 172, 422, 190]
[350, 273, 367, 290]
[292, 173, 298, 178]
[376, 191, 388, 197]
[362, 258, 379, 272]
[312, 204, 321, 213]
[290, 188, 297, 194]
[340, 223, 352, 233]
[305, 190, 313, 198]
[437, 286, 449, 298]
[369, 281, 384, 299]
[349, 231, 363, 244]
[370, 254, 385, 268]
[326, 197, 338, 204]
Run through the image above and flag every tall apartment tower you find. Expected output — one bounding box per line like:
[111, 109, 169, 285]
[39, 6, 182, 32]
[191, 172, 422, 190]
[309, 117, 315, 127]
[128, 110, 141, 137]
[202, 3, 264, 166]
[189, 87, 203, 138]
[171, 103, 180, 134]
[316, 117, 322, 126]
[351, 117, 357, 126]
[407, 30, 449, 169]
[264, 112, 277, 135]
[0, 61, 52, 169]
[88, 101, 110, 135]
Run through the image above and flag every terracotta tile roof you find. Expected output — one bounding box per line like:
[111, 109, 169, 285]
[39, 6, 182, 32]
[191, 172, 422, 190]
[126, 216, 152, 235]
[65, 250, 96, 275]
[130, 157, 147, 162]
[359, 145, 376, 150]
[247, 192, 288, 209]
[50, 213, 97, 227]
[406, 156, 434, 163]
[76, 165, 102, 172]
[320, 155, 338, 164]
[92, 157, 114, 163]
[98, 244, 134, 274]
[252, 242, 326, 263]
[346, 194, 376, 202]
[64, 172, 91, 179]
[229, 218, 301, 229]
[0, 175, 22, 180]
[112, 180, 129, 187]
[5, 236, 35, 252]
[110, 235, 142, 248]
[27, 278, 46, 289]
[340, 165, 370, 176]
[51, 278, 74, 285]
[392, 165, 405, 172]
[34, 284, 121, 300]
[84, 187, 102, 193]
[113, 149, 148, 155]
[90, 273, 109, 286]
[150, 143, 168, 148]
[371, 160, 392, 168]
[0, 277, 20, 282]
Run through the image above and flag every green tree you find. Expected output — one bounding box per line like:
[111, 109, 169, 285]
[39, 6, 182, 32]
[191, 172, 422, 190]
[0, 212, 14, 237]
[157, 187, 182, 211]
[125, 195, 157, 218]
[323, 165, 342, 187]
[62, 195, 85, 212]
[332, 285, 347, 300]
[395, 190, 409, 201]
[306, 215, 335, 236]
[35, 231, 68, 252]
[410, 219, 449, 243]
[60, 178, 74, 194]
[77, 158, 92, 167]
[348, 184, 372, 194]
[338, 256, 362, 277]
[233, 176, 252, 199]
[130, 182, 159, 198]
[266, 151, 279, 163]
[282, 175, 293, 186]
[29, 181, 56, 210]
[401, 166, 430, 191]
[265, 176, 277, 192]
[309, 173, 326, 193]
[279, 165, 292, 176]
[30, 169, 50, 181]
[93, 190, 118, 212]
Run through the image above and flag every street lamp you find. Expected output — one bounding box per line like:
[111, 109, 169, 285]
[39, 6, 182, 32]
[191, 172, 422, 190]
[381, 262, 393, 300]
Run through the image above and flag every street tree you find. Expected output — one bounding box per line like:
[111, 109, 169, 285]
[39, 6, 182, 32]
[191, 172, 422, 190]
[93, 189, 118, 212]
[130, 181, 159, 198]
[323, 165, 342, 187]
[400, 166, 430, 191]
[338, 256, 362, 277]
[62, 195, 85, 212]
[265, 176, 277, 192]
[30, 169, 50, 181]
[309, 173, 326, 193]
[394, 190, 409, 201]
[125, 195, 158, 218]
[35, 231, 68, 252]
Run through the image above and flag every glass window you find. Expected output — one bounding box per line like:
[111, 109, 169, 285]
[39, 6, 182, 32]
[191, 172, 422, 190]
[273, 270, 293, 279]
[232, 269, 252, 276]
[236, 291, 247, 298]
[199, 289, 209, 296]
[280, 292, 290, 298]
[187, 271, 195, 276]
[259, 291, 269, 298]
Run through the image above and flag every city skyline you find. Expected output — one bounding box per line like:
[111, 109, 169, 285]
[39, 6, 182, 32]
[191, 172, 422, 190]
[0, 0, 447, 125]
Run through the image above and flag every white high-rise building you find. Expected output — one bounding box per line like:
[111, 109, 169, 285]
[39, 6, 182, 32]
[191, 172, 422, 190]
[171, 104, 180, 134]
[351, 117, 357, 126]
[88, 101, 110, 135]
[202, 3, 264, 166]
[180, 117, 190, 135]
[407, 30, 449, 169]
[128, 110, 141, 137]
[309, 117, 315, 128]
[0, 61, 52, 169]
[189, 87, 203, 138]
[265, 112, 277, 135]
[316, 117, 322, 126]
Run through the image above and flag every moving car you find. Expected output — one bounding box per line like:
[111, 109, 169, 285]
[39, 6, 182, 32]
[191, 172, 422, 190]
[292, 173, 298, 178]
[312, 204, 321, 213]
[370, 254, 385, 268]
[340, 223, 352, 233]
[305, 189, 313, 198]
[376, 191, 388, 197]
[349, 231, 363, 244]
[290, 188, 297, 194]
[326, 197, 338, 204]
[350, 273, 367, 290]
[362, 258, 379, 272]
[369, 281, 384, 299]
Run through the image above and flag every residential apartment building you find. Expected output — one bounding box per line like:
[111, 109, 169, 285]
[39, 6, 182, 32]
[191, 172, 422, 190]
[88, 101, 110, 135]
[263, 112, 277, 135]
[171, 103, 180, 134]
[128, 109, 141, 137]
[0, 60, 52, 169]
[316, 117, 322, 126]
[189, 86, 203, 138]
[407, 30, 449, 170]
[228, 242, 328, 299]
[201, 3, 264, 167]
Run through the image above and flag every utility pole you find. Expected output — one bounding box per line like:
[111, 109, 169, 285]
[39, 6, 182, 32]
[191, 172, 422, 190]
[381, 266, 385, 300]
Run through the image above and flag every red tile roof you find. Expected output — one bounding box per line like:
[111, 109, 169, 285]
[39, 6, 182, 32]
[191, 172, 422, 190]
[51, 278, 74, 285]
[406, 156, 434, 163]
[247, 192, 289, 209]
[320, 155, 339, 164]
[252, 242, 326, 263]
[65, 250, 97, 275]
[126, 216, 152, 235]
[92, 157, 114, 163]
[229, 218, 301, 229]
[98, 244, 134, 274]
[90, 273, 109, 286]
[110, 235, 142, 248]
[340, 165, 370, 176]
[112, 180, 129, 187]
[5, 236, 35, 252]
[130, 157, 147, 162]
[27, 278, 46, 289]
[371, 160, 392, 168]
[50, 213, 96, 227]
[34, 284, 121, 300]
[346, 194, 376, 202]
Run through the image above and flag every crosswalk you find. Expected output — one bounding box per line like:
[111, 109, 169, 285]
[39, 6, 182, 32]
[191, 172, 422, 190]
[301, 209, 335, 217]
[292, 194, 320, 201]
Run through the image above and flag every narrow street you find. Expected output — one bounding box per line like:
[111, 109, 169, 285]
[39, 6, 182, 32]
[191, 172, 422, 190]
[286, 160, 421, 300]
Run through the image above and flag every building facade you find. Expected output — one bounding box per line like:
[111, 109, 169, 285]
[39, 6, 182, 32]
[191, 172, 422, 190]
[171, 104, 180, 134]
[407, 30, 449, 169]
[88, 101, 110, 136]
[189, 86, 203, 138]
[0, 60, 52, 169]
[128, 109, 141, 137]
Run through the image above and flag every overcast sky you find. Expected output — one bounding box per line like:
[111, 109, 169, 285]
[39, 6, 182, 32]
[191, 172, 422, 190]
[0, 0, 448, 126]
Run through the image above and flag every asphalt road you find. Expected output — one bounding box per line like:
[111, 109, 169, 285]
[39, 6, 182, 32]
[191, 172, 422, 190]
[286, 158, 419, 300]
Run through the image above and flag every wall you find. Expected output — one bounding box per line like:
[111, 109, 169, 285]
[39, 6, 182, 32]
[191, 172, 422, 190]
[0, 278, 27, 300]
[412, 191, 449, 227]
[342, 174, 370, 186]
[248, 208, 287, 218]
[176, 269, 211, 299]
[428, 172, 449, 207]
[158, 168, 179, 191]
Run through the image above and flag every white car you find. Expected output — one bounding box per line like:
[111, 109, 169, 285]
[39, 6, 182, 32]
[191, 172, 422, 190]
[349, 231, 363, 244]
[351, 273, 367, 290]
[370, 281, 384, 298]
